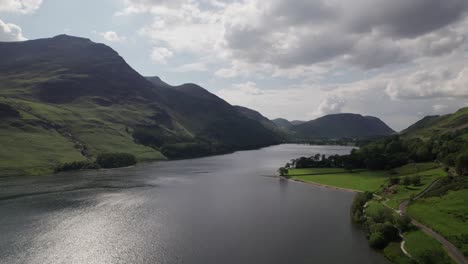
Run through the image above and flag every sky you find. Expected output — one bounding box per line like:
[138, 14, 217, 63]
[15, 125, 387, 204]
[1, 0, 468, 131]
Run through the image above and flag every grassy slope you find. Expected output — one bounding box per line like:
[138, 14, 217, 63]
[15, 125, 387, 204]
[0, 124, 85, 176]
[403, 107, 468, 139]
[408, 189, 468, 257]
[0, 96, 165, 176]
[290, 169, 388, 192]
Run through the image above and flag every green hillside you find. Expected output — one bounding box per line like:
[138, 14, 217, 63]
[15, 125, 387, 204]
[0, 35, 281, 176]
[402, 107, 468, 140]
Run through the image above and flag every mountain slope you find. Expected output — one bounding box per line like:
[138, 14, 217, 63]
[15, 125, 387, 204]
[272, 118, 293, 129]
[292, 113, 395, 139]
[401, 107, 468, 139]
[0, 35, 280, 175]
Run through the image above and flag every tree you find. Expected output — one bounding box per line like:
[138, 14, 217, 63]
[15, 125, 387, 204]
[369, 232, 387, 249]
[402, 176, 411, 186]
[455, 152, 468, 176]
[411, 175, 421, 186]
[278, 167, 289, 177]
[395, 215, 412, 232]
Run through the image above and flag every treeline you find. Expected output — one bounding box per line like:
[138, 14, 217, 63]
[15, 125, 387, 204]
[290, 134, 468, 174]
[55, 152, 137, 173]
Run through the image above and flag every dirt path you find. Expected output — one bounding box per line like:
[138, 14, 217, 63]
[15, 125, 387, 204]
[399, 180, 468, 264]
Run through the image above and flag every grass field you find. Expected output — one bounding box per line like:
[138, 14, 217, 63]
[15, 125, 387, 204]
[404, 230, 454, 264]
[408, 189, 468, 257]
[289, 168, 388, 192]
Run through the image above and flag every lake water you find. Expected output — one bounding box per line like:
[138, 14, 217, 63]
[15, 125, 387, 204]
[0, 144, 388, 264]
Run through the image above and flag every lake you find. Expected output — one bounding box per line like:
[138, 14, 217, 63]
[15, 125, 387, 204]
[0, 144, 388, 264]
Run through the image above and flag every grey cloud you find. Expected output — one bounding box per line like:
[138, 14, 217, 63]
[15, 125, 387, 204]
[222, 0, 468, 70]
[344, 0, 468, 38]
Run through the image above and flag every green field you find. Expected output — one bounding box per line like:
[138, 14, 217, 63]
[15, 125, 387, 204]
[289, 168, 388, 192]
[408, 189, 468, 257]
[404, 230, 454, 264]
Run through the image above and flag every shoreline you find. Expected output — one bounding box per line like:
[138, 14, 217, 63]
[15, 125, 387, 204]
[280, 176, 363, 193]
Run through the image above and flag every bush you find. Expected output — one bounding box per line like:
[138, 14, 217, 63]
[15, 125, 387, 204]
[389, 177, 400, 185]
[95, 153, 137, 169]
[351, 192, 373, 223]
[402, 176, 411, 186]
[369, 232, 387, 249]
[373, 208, 394, 224]
[411, 175, 422, 186]
[55, 160, 99, 173]
[278, 167, 289, 177]
[395, 215, 412, 232]
[455, 152, 468, 176]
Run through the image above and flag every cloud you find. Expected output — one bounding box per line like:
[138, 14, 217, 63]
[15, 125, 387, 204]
[171, 62, 208, 72]
[119, 0, 468, 130]
[0, 18, 26, 41]
[0, 0, 42, 14]
[386, 65, 468, 99]
[150, 47, 173, 64]
[315, 95, 346, 116]
[100, 31, 125, 42]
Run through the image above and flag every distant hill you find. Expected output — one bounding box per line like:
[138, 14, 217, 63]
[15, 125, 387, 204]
[0, 35, 281, 175]
[272, 118, 293, 129]
[401, 107, 468, 139]
[291, 113, 395, 139]
[234, 106, 285, 138]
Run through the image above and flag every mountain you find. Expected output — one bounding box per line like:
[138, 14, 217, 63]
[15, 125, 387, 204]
[401, 107, 468, 139]
[290, 120, 306, 125]
[0, 35, 281, 176]
[292, 113, 395, 139]
[272, 118, 293, 129]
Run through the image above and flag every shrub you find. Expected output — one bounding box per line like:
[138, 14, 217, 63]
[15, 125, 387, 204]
[95, 153, 137, 169]
[278, 167, 289, 177]
[455, 152, 468, 176]
[369, 232, 387, 249]
[402, 176, 411, 186]
[55, 160, 99, 173]
[411, 175, 422, 186]
[351, 192, 373, 223]
[389, 177, 400, 185]
[395, 215, 412, 232]
[373, 208, 394, 224]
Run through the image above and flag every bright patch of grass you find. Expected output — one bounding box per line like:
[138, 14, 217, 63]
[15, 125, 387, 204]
[0, 125, 86, 176]
[408, 189, 468, 257]
[404, 230, 454, 264]
[287, 167, 348, 176]
[290, 169, 388, 192]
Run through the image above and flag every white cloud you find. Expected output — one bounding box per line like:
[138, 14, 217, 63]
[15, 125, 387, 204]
[0, 0, 42, 14]
[119, 0, 468, 130]
[150, 47, 173, 64]
[315, 95, 346, 116]
[386, 65, 468, 99]
[100, 31, 125, 42]
[0, 18, 26, 41]
[172, 62, 208, 72]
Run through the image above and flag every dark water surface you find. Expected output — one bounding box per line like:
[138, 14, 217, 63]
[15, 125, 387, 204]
[0, 144, 388, 264]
